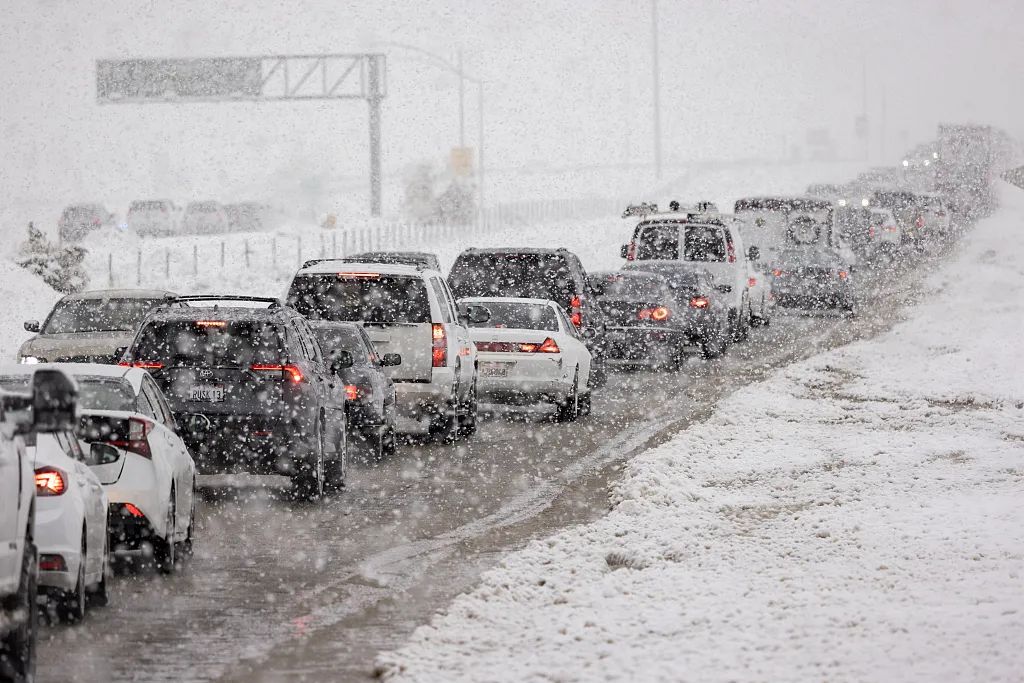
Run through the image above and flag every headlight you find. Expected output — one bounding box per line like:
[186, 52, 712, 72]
[19, 356, 41, 364]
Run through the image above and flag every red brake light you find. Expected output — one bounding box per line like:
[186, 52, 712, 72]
[626, 242, 637, 261]
[689, 296, 710, 309]
[251, 364, 304, 384]
[337, 272, 380, 278]
[35, 467, 67, 496]
[538, 337, 560, 353]
[345, 384, 359, 402]
[838, 270, 848, 279]
[569, 296, 583, 328]
[915, 216, 925, 228]
[121, 503, 145, 518]
[727, 241, 736, 263]
[120, 360, 164, 370]
[771, 269, 783, 277]
[196, 320, 227, 328]
[650, 306, 670, 322]
[39, 554, 67, 572]
[432, 324, 447, 367]
[107, 417, 153, 458]
[748, 277, 757, 288]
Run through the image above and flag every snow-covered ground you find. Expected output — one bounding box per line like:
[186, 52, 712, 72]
[377, 187, 1024, 681]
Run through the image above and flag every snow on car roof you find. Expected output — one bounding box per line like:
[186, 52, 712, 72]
[298, 260, 434, 277]
[63, 288, 177, 300]
[0, 362, 141, 391]
[459, 296, 559, 307]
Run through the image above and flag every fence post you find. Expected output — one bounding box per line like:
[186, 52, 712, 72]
[165, 248, 170, 280]
[108, 252, 114, 288]
[220, 241, 225, 268]
[332, 232, 337, 258]
[244, 239, 251, 268]
[297, 235, 302, 267]
[136, 249, 142, 286]
[272, 237, 277, 272]
[193, 244, 198, 276]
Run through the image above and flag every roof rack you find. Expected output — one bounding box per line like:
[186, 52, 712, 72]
[172, 295, 282, 308]
[306, 256, 432, 270]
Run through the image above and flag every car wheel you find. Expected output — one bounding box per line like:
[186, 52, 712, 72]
[701, 319, 728, 359]
[578, 390, 592, 417]
[555, 372, 580, 423]
[587, 354, 608, 389]
[181, 481, 196, 558]
[458, 383, 479, 438]
[57, 534, 88, 623]
[293, 421, 326, 501]
[154, 495, 177, 574]
[0, 540, 37, 680]
[87, 535, 110, 608]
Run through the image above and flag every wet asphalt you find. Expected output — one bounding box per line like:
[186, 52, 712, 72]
[35, 261, 930, 683]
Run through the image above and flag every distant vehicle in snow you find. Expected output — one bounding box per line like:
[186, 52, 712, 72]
[223, 202, 271, 233]
[460, 296, 592, 421]
[20, 289, 179, 365]
[734, 196, 858, 313]
[119, 295, 349, 500]
[448, 247, 609, 388]
[0, 366, 110, 624]
[287, 262, 485, 441]
[180, 201, 229, 235]
[347, 251, 442, 272]
[0, 369, 81, 678]
[58, 204, 115, 243]
[126, 200, 180, 237]
[620, 204, 753, 342]
[308, 321, 400, 462]
[614, 265, 733, 359]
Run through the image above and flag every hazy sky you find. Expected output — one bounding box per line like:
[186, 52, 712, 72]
[1, 0, 1022, 214]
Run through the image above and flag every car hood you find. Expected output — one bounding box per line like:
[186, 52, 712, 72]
[20, 331, 134, 360]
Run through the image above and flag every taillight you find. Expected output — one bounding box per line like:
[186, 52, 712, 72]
[638, 306, 671, 321]
[748, 277, 757, 288]
[107, 417, 152, 458]
[837, 270, 849, 279]
[689, 297, 710, 309]
[626, 242, 637, 261]
[345, 384, 372, 403]
[432, 324, 447, 367]
[39, 555, 67, 572]
[771, 269, 783, 277]
[119, 360, 164, 370]
[569, 296, 583, 328]
[35, 467, 67, 496]
[518, 338, 560, 353]
[868, 226, 876, 238]
[120, 503, 145, 519]
[251, 364, 304, 384]
[915, 215, 925, 229]
[727, 241, 736, 263]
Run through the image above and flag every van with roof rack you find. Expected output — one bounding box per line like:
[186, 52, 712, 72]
[286, 261, 487, 441]
[118, 295, 350, 500]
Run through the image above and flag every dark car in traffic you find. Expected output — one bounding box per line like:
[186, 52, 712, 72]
[58, 203, 114, 243]
[309, 321, 400, 461]
[614, 264, 732, 360]
[448, 247, 608, 385]
[119, 296, 350, 499]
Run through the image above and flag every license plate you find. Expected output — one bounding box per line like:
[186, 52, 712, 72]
[479, 361, 513, 378]
[190, 384, 225, 402]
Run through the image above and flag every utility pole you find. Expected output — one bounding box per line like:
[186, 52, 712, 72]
[478, 82, 485, 211]
[368, 56, 384, 217]
[651, 0, 663, 179]
[458, 49, 466, 147]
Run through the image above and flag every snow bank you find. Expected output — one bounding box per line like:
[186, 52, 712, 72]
[0, 261, 61, 361]
[377, 187, 1024, 681]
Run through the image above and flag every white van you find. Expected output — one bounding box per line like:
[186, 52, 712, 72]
[286, 261, 487, 440]
[621, 204, 752, 340]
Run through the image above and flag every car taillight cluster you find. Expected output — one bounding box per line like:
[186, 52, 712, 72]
[35, 467, 67, 496]
[689, 296, 710, 309]
[626, 242, 637, 261]
[344, 384, 372, 403]
[120, 360, 164, 370]
[251, 364, 304, 384]
[432, 324, 447, 367]
[637, 306, 671, 321]
[475, 338, 560, 354]
[107, 417, 153, 459]
[569, 296, 583, 328]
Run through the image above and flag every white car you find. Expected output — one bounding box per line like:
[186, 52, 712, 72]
[621, 203, 752, 341]
[0, 367, 109, 624]
[6, 364, 196, 574]
[286, 261, 488, 440]
[460, 297, 592, 421]
[0, 370, 77, 678]
[745, 260, 773, 326]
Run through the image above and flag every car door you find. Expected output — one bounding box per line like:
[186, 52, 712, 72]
[58, 432, 106, 579]
[441, 277, 476, 394]
[296, 320, 346, 451]
[431, 278, 472, 398]
[142, 376, 193, 536]
[553, 306, 590, 386]
[0, 435, 26, 592]
[723, 226, 748, 312]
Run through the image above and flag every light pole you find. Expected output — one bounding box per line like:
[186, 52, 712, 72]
[376, 41, 485, 209]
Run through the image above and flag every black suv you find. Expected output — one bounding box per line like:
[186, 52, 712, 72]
[119, 296, 350, 499]
[448, 247, 608, 385]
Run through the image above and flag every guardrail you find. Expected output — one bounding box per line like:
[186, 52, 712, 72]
[83, 196, 626, 289]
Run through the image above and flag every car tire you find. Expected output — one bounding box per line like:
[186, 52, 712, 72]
[701, 319, 729, 359]
[154, 495, 177, 574]
[555, 373, 581, 423]
[87, 536, 110, 609]
[0, 540, 37, 681]
[458, 383, 479, 438]
[293, 421, 326, 501]
[181, 482, 196, 558]
[56, 535, 88, 623]
[578, 390, 592, 417]
[587, 354, 608, 389]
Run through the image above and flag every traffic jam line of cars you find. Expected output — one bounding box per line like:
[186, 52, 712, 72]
[0, 156, 990, 677]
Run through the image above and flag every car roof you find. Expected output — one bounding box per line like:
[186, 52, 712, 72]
[297, 260, 441, 278]
[0, 363, 142, 392]
[306, 320, 363, 331]
[61, 288, 177, 301]
[456, 247, 571, 256]
[593, 269, 669, 281]
[459, 296, 559, 307]
[733, 196, 833, 211]
[352, 250, 438, 260]
[145, 305, 293, 322]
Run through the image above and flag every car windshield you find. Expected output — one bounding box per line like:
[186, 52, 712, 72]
[43, 298, 164, 334]
[133, 320, 283, 366]
[467, 302, 559, 331]
[288, 274, 431, 324]
[312, 326, 374, 366]
[449, 253, 576, 302]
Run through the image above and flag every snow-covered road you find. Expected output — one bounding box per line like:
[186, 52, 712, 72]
[377, 188, 1024, 682]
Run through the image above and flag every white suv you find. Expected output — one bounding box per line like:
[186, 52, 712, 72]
[286, 261, 487, 440]
[621, 203, 752, 341]
[1, 369, 79, 680]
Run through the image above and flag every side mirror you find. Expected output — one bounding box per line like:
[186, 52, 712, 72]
[458, 303, 490, 325]
[31, 369, 78, 433]
[619, 244, 630, 259]
[330, 350, 354, 373]
[87, 442, 121, 466]
[715, 284, 733, 294]
[24, 320, 40, 333]
[380, 353, 402, 367]
[746, 246, 760, 262]
[588, 278, 606, 296]
[114, 346, 129, 362]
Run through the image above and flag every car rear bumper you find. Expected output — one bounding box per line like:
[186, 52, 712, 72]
[174, 412, 317, 475]
[393, 368, 456, 431]
[604, 326, 698, 362]
[476, 353, 572, 404]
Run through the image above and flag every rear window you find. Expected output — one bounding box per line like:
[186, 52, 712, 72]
[449, 253, 576, 302]
[0, 376, 135, 412]
[684, 225, 727, 261]
[633, 224, 726, 262]
[62, 206, 101, 221]
[311, 326, 374, 366]
[288, 274, 431, 324]
[468, 302, 559, 331]
[187, 202, 219, 213]
[129, 201, 168, 212]
[133, 320, 283, 367]
[44, 298, 164, 334]
[600, 273, 673, 299]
